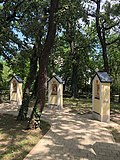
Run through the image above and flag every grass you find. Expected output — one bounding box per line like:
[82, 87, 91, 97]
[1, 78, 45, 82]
[0, 114, 50, 160]
[64, 98, 92, 114]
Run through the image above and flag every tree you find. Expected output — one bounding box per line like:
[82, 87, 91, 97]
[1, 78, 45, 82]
[0, 0, 25, 61]
[17, 0, 52, 121]
[17, 45, 38, 120]
[87, 0, 120, 73]
[56, 0, 87, 97]
[37, 0, 59, 114]
[109, 40, 120, 102]
[26, 0, 59, 128]
[0, 62, 3, 103]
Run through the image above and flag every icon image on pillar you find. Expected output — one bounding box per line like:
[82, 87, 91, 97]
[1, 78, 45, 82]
[52, 84, 57, 95]
[13, 80, 17, 92]
[95, 80, 100, 99]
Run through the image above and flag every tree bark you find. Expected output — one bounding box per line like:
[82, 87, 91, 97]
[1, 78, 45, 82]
[69, 41, 78, 98]
[37, 0, 59, 114]
[17, 7, 49, 121]
[27, 98, 39, 129]
[0, 63, 3, 103]
[0, 94, 2, 103]
[71, 62, 78, 98]
[18, 1, 58, 125]
[95, 0, 109, 73]
[17, 45, 38, 120]
[119, 93, 120, 103]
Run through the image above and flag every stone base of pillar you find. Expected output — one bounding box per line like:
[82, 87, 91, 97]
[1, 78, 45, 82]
[48, 104, 63, 110]
[92, 111, 110, 122]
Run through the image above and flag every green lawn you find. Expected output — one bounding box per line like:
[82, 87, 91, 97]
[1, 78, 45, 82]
[0, 114, 50, 160]
[64, 98, 92, 114]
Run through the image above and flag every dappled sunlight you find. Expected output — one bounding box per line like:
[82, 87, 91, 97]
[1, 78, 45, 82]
[24, 106, 120, 159]
[0, 102, 18, 116]
[0, 104, 50, 160]
[0, 100, 119, 159]
[0, 114, 41, 160]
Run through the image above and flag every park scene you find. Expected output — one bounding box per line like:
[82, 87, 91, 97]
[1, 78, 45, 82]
[0, 0, 120, 160]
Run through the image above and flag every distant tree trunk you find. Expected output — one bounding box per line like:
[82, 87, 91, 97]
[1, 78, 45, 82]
[0, 94, 2, 103]
[95, 0, 109, 73]
[118, 87, 120, 103]
[69, 41, 78, 98]
[17, 45, 38, 120]
[0, 63, 3, 103]
[66, 18, 78, 98]
[71, 63, 78, 98]
[28, 0, 59, 129]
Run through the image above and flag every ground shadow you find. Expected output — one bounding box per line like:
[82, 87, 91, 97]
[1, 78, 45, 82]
[24, 106, 119, 160]
[93, 142, 120, 160]
[0, 113, 50, 160]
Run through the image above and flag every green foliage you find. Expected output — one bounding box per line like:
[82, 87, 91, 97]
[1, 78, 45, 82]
[109, 41, 120, 95]
[0, 0, 120, 98]
[2, 61, 13, 89]
[0, 62, 3, 90]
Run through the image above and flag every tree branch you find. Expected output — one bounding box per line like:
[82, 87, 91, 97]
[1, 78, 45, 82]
[91, 0, 97, 4]
[6, 0, 25, 22]
[88, 13, 96, 17]
[104, 22, 119, 30]
[106, 37, 119, 46]
[0, 50, 11, 62]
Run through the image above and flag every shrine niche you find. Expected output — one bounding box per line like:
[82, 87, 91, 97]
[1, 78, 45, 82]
[48, 75, 64, 109]
[92, 71, 112, 122]
[13, 80, 17, 92]
[51, 83, 57, 95]
[10, 75, 23, 105]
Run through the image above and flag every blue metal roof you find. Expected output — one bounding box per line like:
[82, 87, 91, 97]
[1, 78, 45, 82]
[96, 71, 112, 83]
[48, 75, 64, 84]
[11, 75, 23, 83]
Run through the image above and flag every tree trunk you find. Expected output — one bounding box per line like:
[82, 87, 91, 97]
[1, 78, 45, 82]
[17, 7, 48, 121]
[96, 0, 109, 73]
[19, 0, 59, 126]
[17, 45, 38, 120]
[71, 63, 78, 98]
[27, 98, 41, 129]
[101, 41, 109, 73]
[0, 63, 3, 103]
[37, 0, 59, 117]
[0, 94, 2, 103]
[69, 40, 78, 98]
[71, 59, 78, 98]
